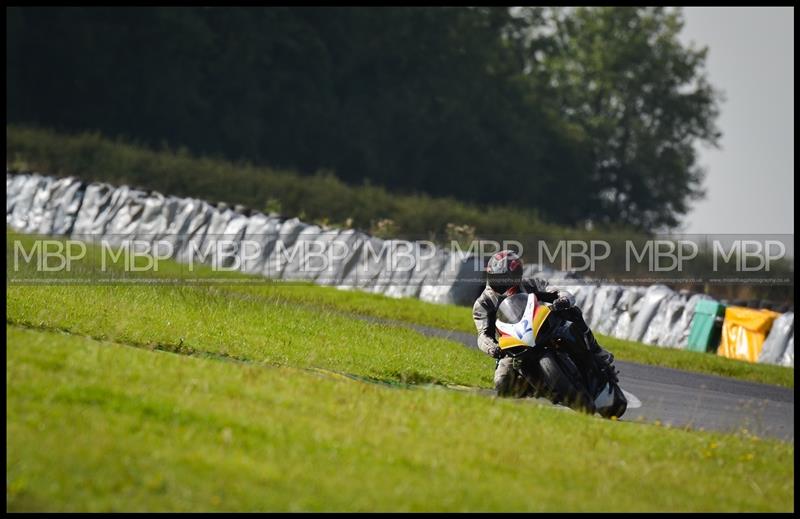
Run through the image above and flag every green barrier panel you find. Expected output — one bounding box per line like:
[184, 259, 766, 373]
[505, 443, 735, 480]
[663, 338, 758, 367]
[687, 299, 725, 353]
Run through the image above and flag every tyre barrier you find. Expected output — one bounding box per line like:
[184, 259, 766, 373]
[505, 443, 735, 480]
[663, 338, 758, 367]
[6, 171, 794, 367]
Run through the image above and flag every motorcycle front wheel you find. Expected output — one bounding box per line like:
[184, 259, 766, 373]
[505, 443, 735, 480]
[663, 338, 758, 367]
[534, 351, 596, 415]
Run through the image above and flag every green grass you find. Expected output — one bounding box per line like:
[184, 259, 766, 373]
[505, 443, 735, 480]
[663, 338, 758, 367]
[7, 232, 794, 388]
[6, 231, 795, 511]
[7, 281, 493, 388]
[221, 284, 795, 389]
[7, 325, 794, 512]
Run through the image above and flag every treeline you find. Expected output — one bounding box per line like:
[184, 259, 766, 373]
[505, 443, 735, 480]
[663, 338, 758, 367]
[6, 125, 589, 241]
[6, 6, 720, 231]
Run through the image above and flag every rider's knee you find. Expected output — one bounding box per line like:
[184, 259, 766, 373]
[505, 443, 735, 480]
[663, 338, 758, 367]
[493, 358, 516, 396]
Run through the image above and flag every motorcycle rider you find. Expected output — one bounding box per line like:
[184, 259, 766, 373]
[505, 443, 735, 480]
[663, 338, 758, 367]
[472, 250, 619, 398]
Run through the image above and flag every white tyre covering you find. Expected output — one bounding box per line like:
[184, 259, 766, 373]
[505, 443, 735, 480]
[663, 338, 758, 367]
[415, 249, 462, 305]
[21, 173, 46, 234]
[195, 204, 238, 270]
[576, 285, 599, 326]
[217, 209, 250, 271]
[779, 335, 793, 367]
[759, 312, 794, 365]
[569, 285, 592, 310]
[314, 229, 367, 286]
[280, 223, 324, 281]
[380, 240, 418, 298]
[166, 198, 213, 265]
[421, 250, 484, 306]
[45, 177, 85, 236]
[584, 284, 608, 330]
[397, 241, 444, 300]
[336, 233, 372, 290]
[591, 285, 625, 336]
[365, 238, 394, 295]
[103, 187, 150, 247]
[450, 254, 488, 306]
[133, 191, 170, 243]
[627, 284, 675, 343]
[8, 173, 46, 232]
[71, 182, 118, 242]
[23, 175, 56, 234]
[643, 291, 689, 347]
[6, 172, 29, 216]
[373, 239, 398, 297]
[417, 249, 452, 303]
[262, 217, 308, 279]
[373, 240, 419, 297]
[239, 212, 281, 276]
[359, 236, 390, 293]
[88, 184, 130, 244]
[609, 287, 646, 340]
[305, 229, 344, 283]
[13, 175, 84, 236]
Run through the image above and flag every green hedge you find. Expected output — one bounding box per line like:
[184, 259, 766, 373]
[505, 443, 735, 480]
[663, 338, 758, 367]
[8, 125, 615, 242]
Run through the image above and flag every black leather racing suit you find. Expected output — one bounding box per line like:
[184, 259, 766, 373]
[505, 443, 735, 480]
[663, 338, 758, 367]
[472, 277, 616, 396]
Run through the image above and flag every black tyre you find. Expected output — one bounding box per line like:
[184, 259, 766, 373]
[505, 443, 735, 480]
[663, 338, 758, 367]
[535, 352, 596, 414]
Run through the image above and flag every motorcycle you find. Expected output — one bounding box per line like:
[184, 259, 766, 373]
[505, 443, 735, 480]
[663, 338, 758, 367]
[495, 292, 628, 418]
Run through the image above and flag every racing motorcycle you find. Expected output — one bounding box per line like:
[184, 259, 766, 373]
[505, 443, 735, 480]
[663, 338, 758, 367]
[495, 292, 628, 418]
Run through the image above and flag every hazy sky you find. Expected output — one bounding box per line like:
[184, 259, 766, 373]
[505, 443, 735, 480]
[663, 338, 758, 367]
[678, 7, 794, 235]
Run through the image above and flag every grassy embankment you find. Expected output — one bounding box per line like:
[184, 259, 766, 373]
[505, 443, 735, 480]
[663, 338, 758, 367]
[8, 232, 793, 389]
[8, 326, 794, 512]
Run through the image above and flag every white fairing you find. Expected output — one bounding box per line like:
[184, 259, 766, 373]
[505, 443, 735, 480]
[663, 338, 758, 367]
[593, 382, 616, 410]
[595, 383, 642, 411]
[495, 294, 538, 347]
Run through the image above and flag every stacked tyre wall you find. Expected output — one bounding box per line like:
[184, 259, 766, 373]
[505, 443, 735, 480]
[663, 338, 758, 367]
[6, 171, 794, 367]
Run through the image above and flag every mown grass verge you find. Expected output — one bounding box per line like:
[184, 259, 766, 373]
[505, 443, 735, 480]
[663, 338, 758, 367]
[7, 232, 793, 388]
[7, 325, 794, 512]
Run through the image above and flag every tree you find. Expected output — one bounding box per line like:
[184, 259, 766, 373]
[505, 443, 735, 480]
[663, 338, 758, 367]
[532, 7, 722, 231]
[6, 7, 720, 232]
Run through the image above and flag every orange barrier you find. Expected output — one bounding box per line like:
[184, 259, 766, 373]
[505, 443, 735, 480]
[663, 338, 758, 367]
[717, 307, 780, 363]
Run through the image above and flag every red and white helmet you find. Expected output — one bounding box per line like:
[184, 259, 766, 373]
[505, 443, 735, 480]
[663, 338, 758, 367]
[486, 250, 523, 295]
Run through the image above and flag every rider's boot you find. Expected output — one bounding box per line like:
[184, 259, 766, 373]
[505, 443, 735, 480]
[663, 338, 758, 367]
[584, 330, 619, 385]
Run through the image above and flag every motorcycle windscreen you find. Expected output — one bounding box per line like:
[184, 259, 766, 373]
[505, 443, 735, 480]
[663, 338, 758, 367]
[496, 294, 536, 349]
[497, 293, 529, 324]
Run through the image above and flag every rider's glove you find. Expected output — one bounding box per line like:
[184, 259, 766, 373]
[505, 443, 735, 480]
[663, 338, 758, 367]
[553, 295, 572, 311]
[487, 344, 502, 359]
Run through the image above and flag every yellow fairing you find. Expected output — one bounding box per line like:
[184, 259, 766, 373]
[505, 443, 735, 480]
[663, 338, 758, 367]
[496, 300, 553, 349]
[498, 335, 527, 348]
[532, 305, 551, 340]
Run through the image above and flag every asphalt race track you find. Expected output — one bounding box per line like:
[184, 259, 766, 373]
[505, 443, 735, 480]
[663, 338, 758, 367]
[404, 323, 795, 441]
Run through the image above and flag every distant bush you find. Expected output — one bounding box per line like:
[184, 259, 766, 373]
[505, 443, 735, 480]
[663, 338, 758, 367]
[6, 125, 610, 241]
